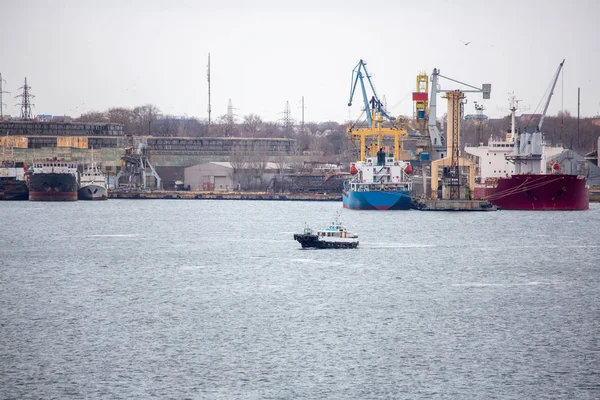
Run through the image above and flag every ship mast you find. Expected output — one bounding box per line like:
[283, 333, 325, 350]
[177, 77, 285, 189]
[538, 59, 565, 132]
[507, 92, 521, 143]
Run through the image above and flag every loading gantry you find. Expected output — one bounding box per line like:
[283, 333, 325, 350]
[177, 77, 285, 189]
[430, 90, 475, 200]
[346, 60, 408, 161]
[114, 142, 162, 190]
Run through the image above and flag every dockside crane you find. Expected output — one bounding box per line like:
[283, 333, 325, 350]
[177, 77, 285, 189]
[428, 69, 491, 160]
[346, 60, 407, 162]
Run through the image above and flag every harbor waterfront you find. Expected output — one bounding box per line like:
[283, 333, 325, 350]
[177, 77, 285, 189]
[1, 200, 599, 399]
[106, 188, 600, 203]
[109, 190, 342, 201]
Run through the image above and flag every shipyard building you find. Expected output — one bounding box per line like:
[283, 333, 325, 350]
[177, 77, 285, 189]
[0, 120, 298, 189]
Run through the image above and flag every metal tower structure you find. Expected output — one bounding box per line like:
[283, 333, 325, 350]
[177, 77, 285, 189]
[281, 101, 293, 132]
[0, 73, 10, 119]
[413, 72, 429, 132]
[207, 53, 212, 133]
[224, 99, 237, 137]
[473, 100, 485, 144]
[346, 60, 407, 162]
[226, 99, 237, 124]
[428, 68, 490, 160]
[429, 90, 475, 200]
[348, 59, 395, 127]
[114, 142, 162, 190]
[15, 77, 35, 120]
[447, 91, 464, 200]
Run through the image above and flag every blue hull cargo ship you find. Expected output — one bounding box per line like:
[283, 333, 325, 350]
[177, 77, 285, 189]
[342, 148, 413, 210]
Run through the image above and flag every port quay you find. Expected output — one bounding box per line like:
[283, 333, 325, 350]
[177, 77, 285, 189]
[1, 120, 599, 206]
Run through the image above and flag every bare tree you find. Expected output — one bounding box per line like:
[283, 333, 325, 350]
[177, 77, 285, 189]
[229, 146, 251, 190]
[132, 104, 161, 135]
[75, 111, 108, 123]
[274, 151, 288, 193]
[263, 122, 283, 138]
[185, 118, 208, 137]
[154, 115, 179, 137]
[250, 150, 269, 190]
[243, 114, 263, 137]
[216, 114, 236, 137]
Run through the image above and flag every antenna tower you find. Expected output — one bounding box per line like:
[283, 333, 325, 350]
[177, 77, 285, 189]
[225, 99, 237, 136]
[15, 77, 35, 120]
[226, 99, 237, 124]
[0, 73, 10, 119]
[207, 53, 211, 132]
[280, 101, 294, 135]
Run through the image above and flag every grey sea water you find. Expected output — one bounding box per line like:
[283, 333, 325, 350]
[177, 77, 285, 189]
[1, 200, 599, 399]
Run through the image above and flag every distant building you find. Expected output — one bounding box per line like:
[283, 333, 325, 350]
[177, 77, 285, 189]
[464, 114, 488, 121]
[52, 115, 72, 122]
[184, 161, 283, 191]
[36, 114, 53, 121]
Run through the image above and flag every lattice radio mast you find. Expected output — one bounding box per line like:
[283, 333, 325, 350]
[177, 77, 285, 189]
[207, 53, 211, 133]
[0, 73, 10, 119]
[15, 77, 35, 120]
[225, 99, 237, 136]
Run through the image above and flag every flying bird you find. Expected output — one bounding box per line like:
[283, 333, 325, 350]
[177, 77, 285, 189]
[461, 40, 471, 46]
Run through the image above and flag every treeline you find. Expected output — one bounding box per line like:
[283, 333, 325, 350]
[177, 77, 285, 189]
[77, 105, 600, 159]
[76, 105, 355, 159]
[462, 111, 599, 154]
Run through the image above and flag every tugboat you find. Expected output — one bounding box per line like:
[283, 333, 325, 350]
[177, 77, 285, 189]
[78, 153, 108, 200]
[293, 216, 359, 249]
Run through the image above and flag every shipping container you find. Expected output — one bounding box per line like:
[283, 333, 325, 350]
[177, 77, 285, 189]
[57, 136, 89, 148]
[0, 136, 29, 148]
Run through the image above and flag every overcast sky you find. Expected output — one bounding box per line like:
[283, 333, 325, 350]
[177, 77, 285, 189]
[1, 0, 599, 124]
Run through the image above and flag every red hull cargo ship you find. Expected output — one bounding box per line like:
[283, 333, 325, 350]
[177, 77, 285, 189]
[27, 158, 78, 201]
[464, 60, 588, 211]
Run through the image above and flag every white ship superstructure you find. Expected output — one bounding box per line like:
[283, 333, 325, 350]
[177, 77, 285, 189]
[465, 93, 567, 182]
[78, 159, 108, 200]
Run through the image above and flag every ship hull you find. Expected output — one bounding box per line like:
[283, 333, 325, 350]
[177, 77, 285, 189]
[78, 184, 108, 200]
[28, 173, 78, 202]
[293, 234, 359, 249]
[0, 180, 29, 200]
[342, 189, 412, 210]
[473, 174, 589, 210]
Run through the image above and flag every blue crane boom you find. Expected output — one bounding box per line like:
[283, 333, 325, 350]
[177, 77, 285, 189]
[348, 59, 395, 127]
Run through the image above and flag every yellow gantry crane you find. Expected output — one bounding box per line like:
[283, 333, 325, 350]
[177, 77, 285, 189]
[346, 60, 408, 162]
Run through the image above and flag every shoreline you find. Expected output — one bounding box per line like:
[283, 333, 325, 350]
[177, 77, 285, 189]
[108, 190, 341, 201]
